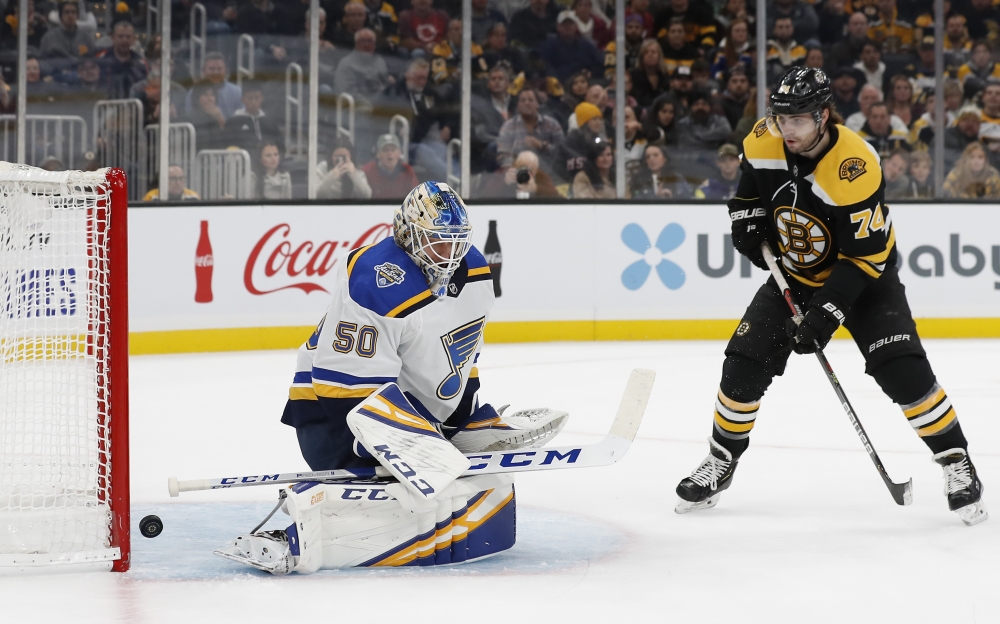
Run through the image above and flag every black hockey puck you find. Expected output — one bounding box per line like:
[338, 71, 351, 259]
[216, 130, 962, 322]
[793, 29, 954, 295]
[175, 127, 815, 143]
[139, 515, 164, 538]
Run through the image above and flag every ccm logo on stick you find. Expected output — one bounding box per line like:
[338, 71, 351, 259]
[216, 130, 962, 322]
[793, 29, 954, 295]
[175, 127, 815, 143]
[466, 448, 582, 470]
[220, 475, 281, 484]
[869, 334, 911, 353]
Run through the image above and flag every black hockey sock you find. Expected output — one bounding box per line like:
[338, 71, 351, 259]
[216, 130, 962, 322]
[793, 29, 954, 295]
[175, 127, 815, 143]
[711, 355, 775, 459]
[871, 356, 968, 454]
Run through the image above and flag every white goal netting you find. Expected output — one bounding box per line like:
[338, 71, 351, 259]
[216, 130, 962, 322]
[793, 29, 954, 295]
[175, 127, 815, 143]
[0, 163, 123, 569]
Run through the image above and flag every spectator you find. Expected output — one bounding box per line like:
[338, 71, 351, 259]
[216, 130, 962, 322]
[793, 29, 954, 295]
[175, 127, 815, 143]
[142, 164, 200, 201]
[186, 81, 229, 150]
[677, 90, 732, 150]
[235, 0, 290, 35]
[317, 139, 374, 199]
[910, 36, 937, 99]
[97, 20, 147, 100]
[980, 82, 1000, 125]
[882, 149, 911, 199]
[957, 41, 1000, 93]
[804, 47, 824, 70]
[0, 0, 47, 52]
[627, 0, 655, 38]
[909, 92, 956, 149]
[717, 0, 752, 30]
[866, 0, 913, 54]
[846, 84, 895, 131]
[384, 58, 453, 169]
[361, 134, 420, 199]
[963, 0, 1000, 42]
[857, 101, 910, 157]
[565, 101, 607, 178]
[652, 0, 719, 49]
[717, 66, 750, 130]
[853, 41, 886, 96]
[471, 62, 516, 171]
[509, 0, 560, 51]
[471, 0, 507, 44]
[630, 143, 694, 199]
[695, 143, 741, 199]
[944, 141, 1000, 198]
[829, 67, 861, 119]
[481, 23, 528, 76]
[432, 19, 485, 95]
[572, 139, 615, 198]
[829, 12, 869, 70]
[539, 11, 603, 82]
[690, 59, 718, 94]
[330, 3, 371, 50]
[906, 149, 934, 197]
[645, 94, 680, 146]
[944, 14, 972, 68]
[251, 141, 293, 200]
[227, 82, 283, 153]
[885, 74, 918, 127]
[568, 0, 611, 48]
[818, 0, 849, 46]
[767, 0, 820, 47]
[75, 55, 104, 94]
[361, 0, 400, 50]
[399, 0, 450, 56]
[567, 84, 607, 130]
[496, 88, 565, 175]
[131, 64, 181, 126]
[659, 18, 700, 75]
[480, 149, 560, 198]
[603, 14, 645, 81]
[620, 105, 648, 175]
[667, 65, 695, 115]
[334, 28, 392, 104]
[765, 16, 807, 83]
[185, 52, 242, 119]
[40, 1, 96, 62]
[710, 19, 752, 81]
[945, 106, 983, 168]
[630, 38, 669, 109]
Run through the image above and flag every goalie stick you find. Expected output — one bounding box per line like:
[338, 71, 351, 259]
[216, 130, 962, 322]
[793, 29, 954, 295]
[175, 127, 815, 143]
[761, 243, 913, 506]
[168, 368, 655, 497]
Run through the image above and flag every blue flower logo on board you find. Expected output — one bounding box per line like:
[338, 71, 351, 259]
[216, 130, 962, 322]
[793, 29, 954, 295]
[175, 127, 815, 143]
[621, 223, 686, 290]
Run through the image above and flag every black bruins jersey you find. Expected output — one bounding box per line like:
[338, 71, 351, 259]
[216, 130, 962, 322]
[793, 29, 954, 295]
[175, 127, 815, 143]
[731, 118, 896, 304]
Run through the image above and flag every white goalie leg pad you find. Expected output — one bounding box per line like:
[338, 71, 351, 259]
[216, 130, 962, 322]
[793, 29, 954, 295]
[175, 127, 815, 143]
[347, 383, 470, 506]
[450, 405, 570, 453]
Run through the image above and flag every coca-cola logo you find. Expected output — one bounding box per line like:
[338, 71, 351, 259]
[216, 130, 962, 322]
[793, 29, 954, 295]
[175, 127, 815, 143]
[195, 254, 214, 267]
[244, 223, 392, 295]
[484, 252, 502, 265]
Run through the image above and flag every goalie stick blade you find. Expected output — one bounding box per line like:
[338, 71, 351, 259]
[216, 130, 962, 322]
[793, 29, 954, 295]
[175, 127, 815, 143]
[889, 478, 914, 506]
[167, 368, 656, 494]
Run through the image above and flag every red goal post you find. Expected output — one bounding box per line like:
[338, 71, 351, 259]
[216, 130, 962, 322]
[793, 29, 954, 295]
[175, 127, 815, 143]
[0, 164, 129, 573]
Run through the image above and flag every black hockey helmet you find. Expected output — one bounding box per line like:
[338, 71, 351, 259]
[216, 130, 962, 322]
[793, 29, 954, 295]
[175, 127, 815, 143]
[769, 67, 832, 116]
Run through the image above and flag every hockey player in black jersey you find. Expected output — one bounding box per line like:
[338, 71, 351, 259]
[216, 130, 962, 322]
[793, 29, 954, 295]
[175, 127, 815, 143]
[675, 67, 987, 526]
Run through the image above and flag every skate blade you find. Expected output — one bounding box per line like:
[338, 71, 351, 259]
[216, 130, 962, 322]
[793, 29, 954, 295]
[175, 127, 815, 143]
[214, 545, 292, 574]
[957, 500, 988, 526]
[674, 493, 721, 514]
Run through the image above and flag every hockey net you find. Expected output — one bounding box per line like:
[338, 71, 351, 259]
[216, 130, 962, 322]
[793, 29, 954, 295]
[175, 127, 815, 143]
[0, 163, 129, 572]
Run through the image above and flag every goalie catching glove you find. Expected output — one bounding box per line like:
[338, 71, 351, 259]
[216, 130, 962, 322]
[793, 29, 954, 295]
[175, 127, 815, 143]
[786, 294, 846, 354]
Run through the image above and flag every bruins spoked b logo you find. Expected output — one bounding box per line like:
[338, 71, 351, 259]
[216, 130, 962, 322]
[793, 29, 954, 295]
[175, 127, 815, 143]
[774, 207, 831, 269]
[839, 158, 867, 182]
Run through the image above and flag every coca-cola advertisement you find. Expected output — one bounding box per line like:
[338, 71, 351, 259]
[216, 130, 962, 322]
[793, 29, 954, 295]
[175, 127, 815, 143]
[195, 220, 214, 303]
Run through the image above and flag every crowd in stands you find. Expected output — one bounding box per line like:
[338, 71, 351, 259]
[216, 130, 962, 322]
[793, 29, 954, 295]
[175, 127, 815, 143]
[5, 0, 1000, 200]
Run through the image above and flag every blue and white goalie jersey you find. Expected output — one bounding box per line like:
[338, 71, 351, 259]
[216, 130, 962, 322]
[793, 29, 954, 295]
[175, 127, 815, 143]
[283, 237, 495, 433]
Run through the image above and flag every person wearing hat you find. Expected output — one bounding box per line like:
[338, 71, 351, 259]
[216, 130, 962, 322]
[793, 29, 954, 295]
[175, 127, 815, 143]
[563, 100, 609, 180]
[978, 121, 1000, 170]
[538, 10, 603, 82]
[659, 18, 699, 75]
[667, 65, 694, 115]
[603, 13, 645, 80]
[361, 134, 420, 199]
[677, 89, 732, 151]
[694, 143, 741, 199]
[945, 105, 984, 169]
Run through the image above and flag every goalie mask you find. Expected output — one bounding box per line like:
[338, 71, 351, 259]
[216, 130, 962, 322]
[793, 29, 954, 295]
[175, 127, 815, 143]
[394, 182, 473, 299]
[765, 66, 833, 149]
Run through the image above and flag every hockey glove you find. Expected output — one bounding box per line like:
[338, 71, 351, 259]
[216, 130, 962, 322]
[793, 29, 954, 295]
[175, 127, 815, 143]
[785, 296, 846, 354]
[729, 205, 770, 270]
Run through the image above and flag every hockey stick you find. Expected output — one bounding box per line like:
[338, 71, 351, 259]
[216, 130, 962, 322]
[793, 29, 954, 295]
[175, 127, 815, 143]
[761, 243, 912, 506]
[168, 368, 655, 496]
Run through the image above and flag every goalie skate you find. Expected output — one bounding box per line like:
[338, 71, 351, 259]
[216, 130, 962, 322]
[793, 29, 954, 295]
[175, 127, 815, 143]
[675, 438, 738, 514]
[934, 448, 988, 526]
[450, 406, 569, 453]
[215, 530, 294, 575]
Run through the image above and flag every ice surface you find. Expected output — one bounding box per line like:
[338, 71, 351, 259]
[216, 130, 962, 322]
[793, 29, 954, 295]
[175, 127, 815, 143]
[2, 339, 999, 623]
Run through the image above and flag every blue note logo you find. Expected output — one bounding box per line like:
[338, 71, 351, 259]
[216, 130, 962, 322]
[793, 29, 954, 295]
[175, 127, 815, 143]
[437, 316, 486, 400]
[374, 262, 405, 288]
[620, 223, 686, 290]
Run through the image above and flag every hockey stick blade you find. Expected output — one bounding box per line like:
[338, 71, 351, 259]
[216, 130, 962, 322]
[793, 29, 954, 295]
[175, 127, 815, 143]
[168, 368, 655, 496]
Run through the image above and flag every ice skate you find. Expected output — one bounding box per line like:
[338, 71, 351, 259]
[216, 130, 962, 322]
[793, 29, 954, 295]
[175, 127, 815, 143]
[675, 438, 739, 514]
[933, 448, 988, 526]
[215, 530, 294, 575]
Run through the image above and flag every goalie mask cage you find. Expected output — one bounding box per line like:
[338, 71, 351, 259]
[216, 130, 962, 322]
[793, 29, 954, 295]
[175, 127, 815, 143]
[0, 164, 129, 573]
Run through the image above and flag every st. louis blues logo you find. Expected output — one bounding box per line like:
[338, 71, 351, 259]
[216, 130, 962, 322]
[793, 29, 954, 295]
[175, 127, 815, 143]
[306, 314, 326, 350]
[374, 262, 405, 288]
[436, 317, 486, 400]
